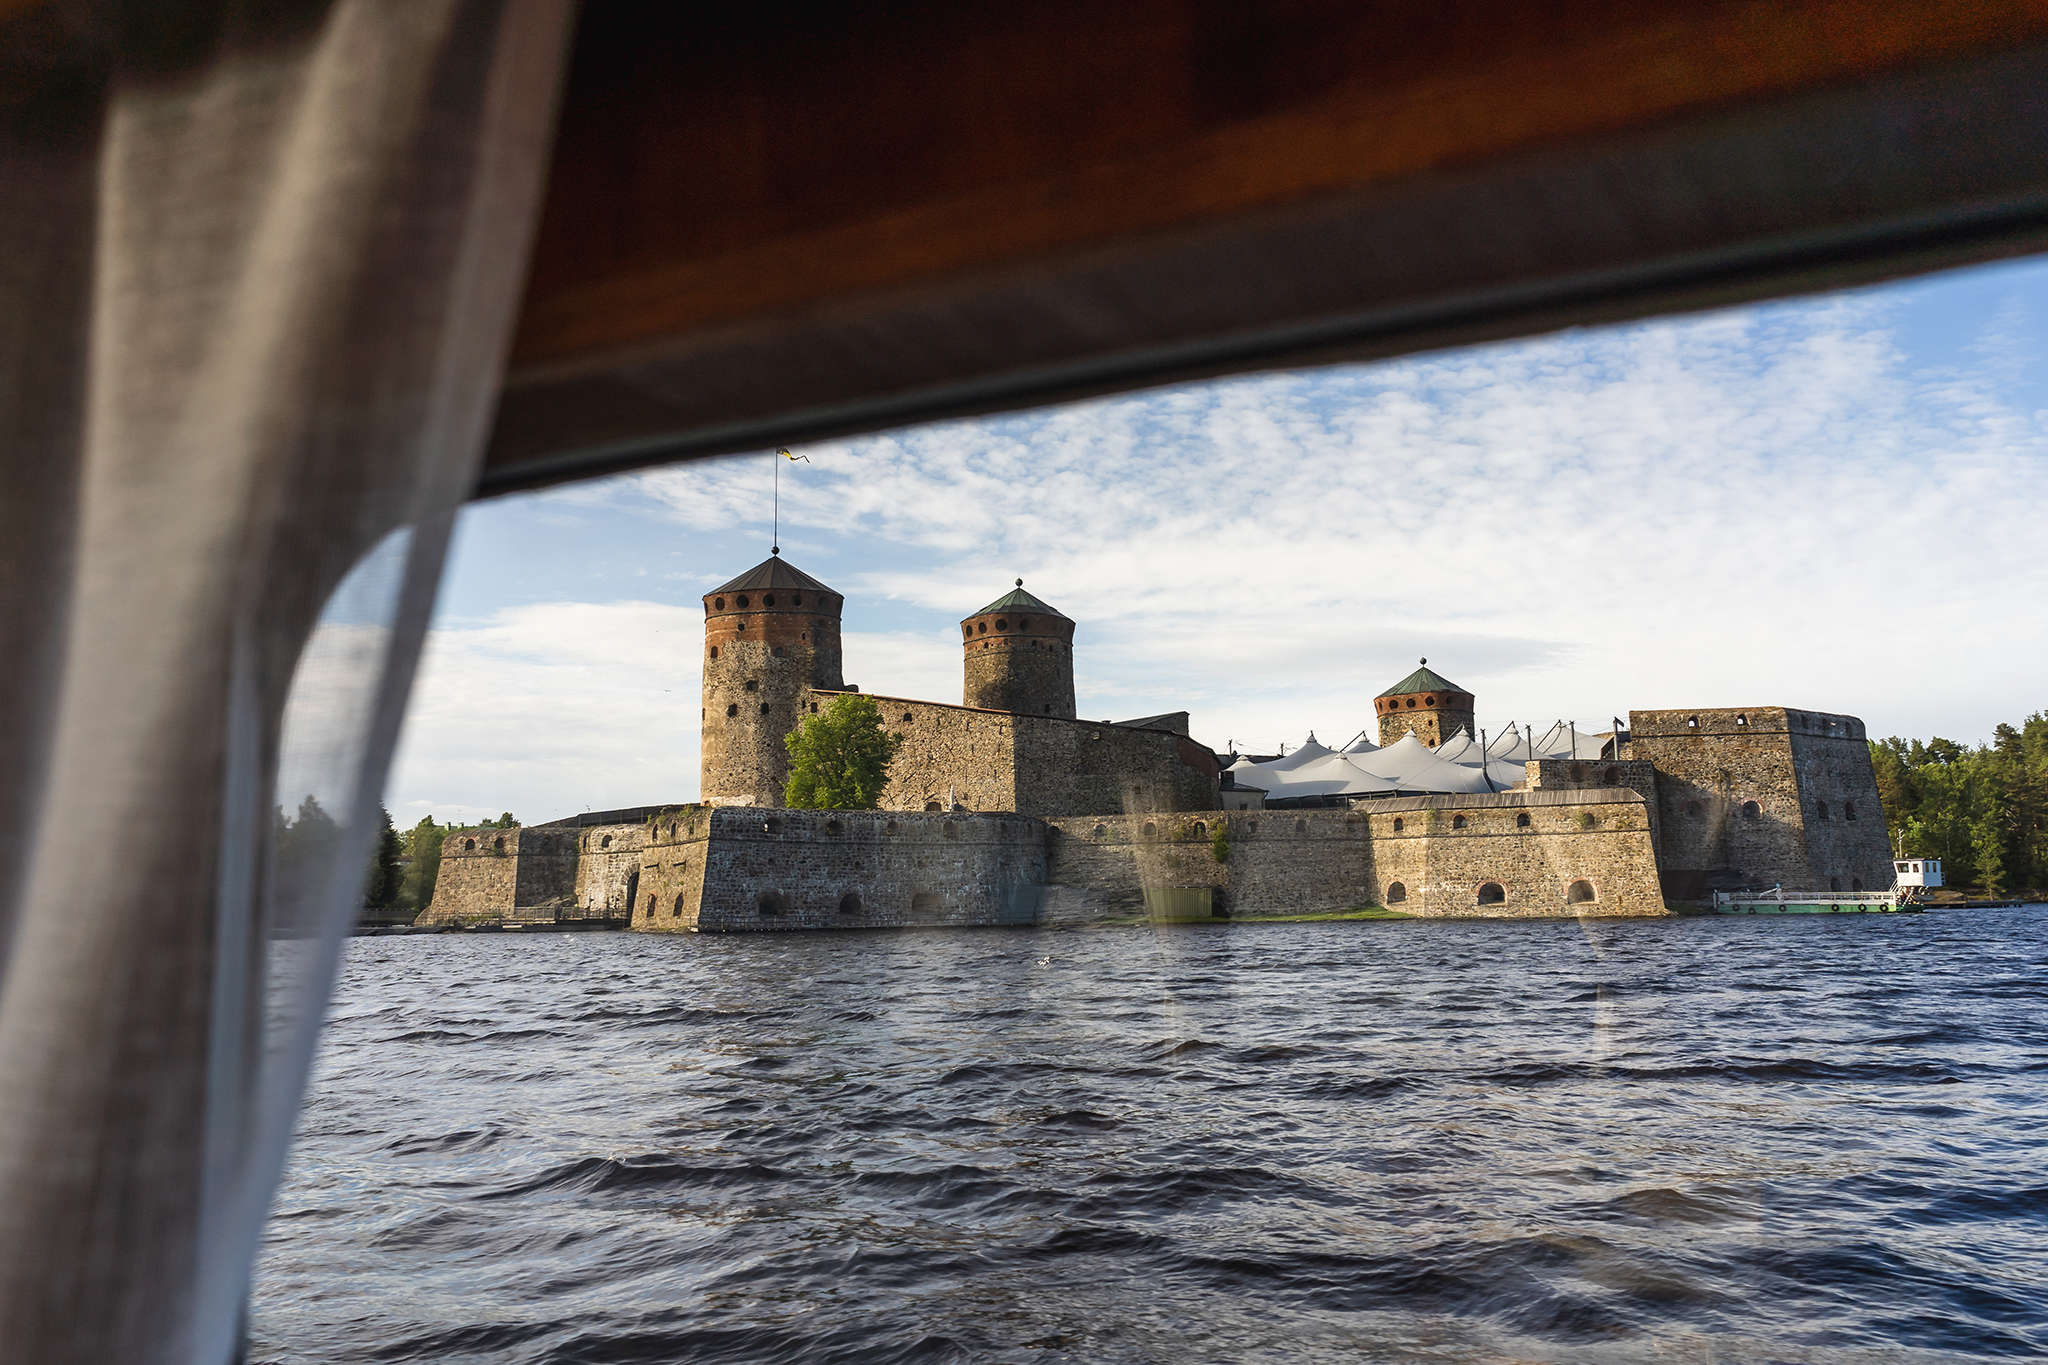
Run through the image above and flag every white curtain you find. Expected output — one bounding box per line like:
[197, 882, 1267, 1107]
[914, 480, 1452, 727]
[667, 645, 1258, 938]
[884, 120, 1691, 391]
[0, 4, 573, 1360]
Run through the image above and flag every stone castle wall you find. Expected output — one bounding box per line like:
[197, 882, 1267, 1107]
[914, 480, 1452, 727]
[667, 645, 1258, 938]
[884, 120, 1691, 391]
[1365, 790, 1665, 917]
[808, 691, 1218, 818]
[633, 807, 1047, 933]
[1044, 809, 1373, 917]
[1627, 707, 1890, 897]
[571, 821, 647, 917]
[632, 807, 711, 928]
[418, 825, 579, 924]
[1786, 719, 1895, 893]
[1525, 758, 1660, 850]
[1044, 791, 1666, 919]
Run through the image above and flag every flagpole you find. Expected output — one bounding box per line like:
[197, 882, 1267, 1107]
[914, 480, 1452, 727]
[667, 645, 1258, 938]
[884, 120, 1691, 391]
[772, 452, 779, 555]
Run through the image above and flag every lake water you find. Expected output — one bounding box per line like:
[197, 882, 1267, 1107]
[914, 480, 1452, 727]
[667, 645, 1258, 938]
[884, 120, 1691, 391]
[250, 908, 2048, 1364]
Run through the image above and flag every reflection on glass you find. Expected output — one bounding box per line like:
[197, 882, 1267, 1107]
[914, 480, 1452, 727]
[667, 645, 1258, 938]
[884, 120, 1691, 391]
[252, 262, 2048, 1361]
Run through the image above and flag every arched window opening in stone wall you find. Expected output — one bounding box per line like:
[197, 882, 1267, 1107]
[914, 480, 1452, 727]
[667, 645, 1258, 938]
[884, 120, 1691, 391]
[1516, 813, 1530, 827]
[1817, 801, 1830, 820]
[1567, 880, 1595, 904]
[1392, 818, 1403, 831]
[1741, 801, 1760, 818]
[1477, 882, 1506, 904]
[910, 891, 940, 914]
[838, 892, 862, 915]
[757, 891, 788, 916]
[672, 894, 687, 917]
[925, 800, 942, 812]
[1844, 801, 1857, 821]
[1452, 815, 1467, 829]
[1387, 882, 1406, 903]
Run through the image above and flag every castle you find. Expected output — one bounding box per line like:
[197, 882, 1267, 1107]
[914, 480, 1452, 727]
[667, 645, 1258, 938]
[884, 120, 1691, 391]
[420, 554, 1894, 930]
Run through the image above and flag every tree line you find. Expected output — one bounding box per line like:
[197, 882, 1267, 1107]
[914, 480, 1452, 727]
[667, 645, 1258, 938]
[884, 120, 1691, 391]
[1871, 713, 2048, 894]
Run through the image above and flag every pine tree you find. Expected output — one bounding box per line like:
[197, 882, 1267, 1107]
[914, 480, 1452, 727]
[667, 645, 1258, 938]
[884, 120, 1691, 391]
[784, 694, 904, 809]
[363, 805, 404, 908]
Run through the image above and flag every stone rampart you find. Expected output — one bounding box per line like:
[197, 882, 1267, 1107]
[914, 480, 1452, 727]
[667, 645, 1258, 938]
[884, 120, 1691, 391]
[418, 825, 580, 924]
[1627, 707, 1890, 898]
[1047, 792, 1666, 919]
[569, 820, 649, 918]
[1365, 789, 1665, 917]
[634, 807, 1048, 933]
[1045, 810, 1373, 917]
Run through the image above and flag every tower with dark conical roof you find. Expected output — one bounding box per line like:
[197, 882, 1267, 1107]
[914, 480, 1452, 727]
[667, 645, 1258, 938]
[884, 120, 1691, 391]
[701, 554, 844, 805]
[961, 580, 1075, 718]
[1375, 658, 1475, 748]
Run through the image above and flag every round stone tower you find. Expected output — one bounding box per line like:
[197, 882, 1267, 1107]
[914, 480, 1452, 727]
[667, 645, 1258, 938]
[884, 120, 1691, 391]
[962, 580, 1075, 717]
[701, 554, 844, 806]
[1375, 658, 1475, 748]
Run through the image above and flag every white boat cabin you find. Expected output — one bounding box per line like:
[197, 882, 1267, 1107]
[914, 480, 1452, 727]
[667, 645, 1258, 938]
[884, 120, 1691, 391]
[1894, 858, 1942, 888]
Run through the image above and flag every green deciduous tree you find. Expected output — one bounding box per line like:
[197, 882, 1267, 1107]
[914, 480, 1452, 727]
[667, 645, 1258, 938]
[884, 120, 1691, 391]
[784, 694, 904, 809]
[1874, 713, 2048, 893]
[399, 815, 446, 911]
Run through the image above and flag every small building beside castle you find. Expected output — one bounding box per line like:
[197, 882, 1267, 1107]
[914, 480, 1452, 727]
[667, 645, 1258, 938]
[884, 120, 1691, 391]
[419, 551, 1893, 931]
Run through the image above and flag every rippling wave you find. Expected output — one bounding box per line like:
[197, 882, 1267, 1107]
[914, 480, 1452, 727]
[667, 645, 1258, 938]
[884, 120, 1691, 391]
[252, 908, 2048, 1363]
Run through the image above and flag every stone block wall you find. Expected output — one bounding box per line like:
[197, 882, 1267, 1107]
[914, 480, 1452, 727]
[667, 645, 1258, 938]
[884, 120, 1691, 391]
[631, 806, 710, 928]
[1044, 793, 1665, 919]
[634, 807, 1048, 933]
[418, 825, 579, 924]
[1364, 790, 1665, 917]
[1044, 809, 1374, 917]
[1525, 758, 1660, 850]
[1627, 706, 1890, 897]
[1786, 717, 1895, 893]
[570, 820, 649, 918]
[805, 691, 1218, 817]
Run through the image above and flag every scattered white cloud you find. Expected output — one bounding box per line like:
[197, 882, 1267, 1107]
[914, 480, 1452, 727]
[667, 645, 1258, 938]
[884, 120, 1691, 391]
[384, 601, 703, 826]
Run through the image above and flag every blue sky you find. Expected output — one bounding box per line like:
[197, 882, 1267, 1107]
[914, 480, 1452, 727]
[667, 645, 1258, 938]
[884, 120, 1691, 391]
[382, 257, 2048, 828]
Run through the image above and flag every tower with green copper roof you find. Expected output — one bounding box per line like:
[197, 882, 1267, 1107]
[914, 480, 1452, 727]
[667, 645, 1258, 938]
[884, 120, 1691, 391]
[961, 579, 1075, 718]
[1375, 658, 1475, 748]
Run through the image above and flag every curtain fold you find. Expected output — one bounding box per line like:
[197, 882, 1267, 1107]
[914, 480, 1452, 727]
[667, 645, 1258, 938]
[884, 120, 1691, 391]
[0, 4, 573, 1360]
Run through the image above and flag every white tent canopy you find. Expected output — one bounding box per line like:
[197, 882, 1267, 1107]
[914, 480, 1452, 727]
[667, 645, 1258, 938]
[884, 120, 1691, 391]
[1229, 719, 1621, 801]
